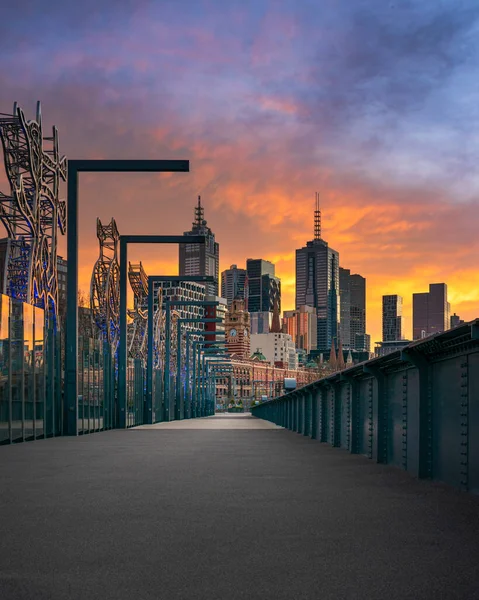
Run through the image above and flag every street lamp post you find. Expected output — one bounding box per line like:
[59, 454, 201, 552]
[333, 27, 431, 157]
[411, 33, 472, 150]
[118, 236, 208, 430]
[191, 341, 228, 417]
[176, 318, 222, 420]
[205, 361, 233, 414]
[146, 276, 215, 424]
[184, 331, 224, 419]
[202, 355, 231, 416]
[163, 300, 220, 422]
[65, 159, 189, 436]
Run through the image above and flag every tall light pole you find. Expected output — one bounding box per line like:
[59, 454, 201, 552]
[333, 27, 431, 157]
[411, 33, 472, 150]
[163, 300, 220, 422]
[146, 275, 215, 424]
[66, 159, 189, 435]
[176, 317, 222, 419]
[192, 342, 228, 417]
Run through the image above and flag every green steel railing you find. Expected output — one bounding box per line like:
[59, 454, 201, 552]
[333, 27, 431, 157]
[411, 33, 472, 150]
[251, 320, 479, 495]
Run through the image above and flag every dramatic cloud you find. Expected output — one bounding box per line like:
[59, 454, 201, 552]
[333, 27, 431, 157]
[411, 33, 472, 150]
[0, 0, 478, 343]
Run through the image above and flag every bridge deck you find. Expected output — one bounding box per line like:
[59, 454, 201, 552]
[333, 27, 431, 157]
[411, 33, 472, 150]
[1, 414, 479, 600]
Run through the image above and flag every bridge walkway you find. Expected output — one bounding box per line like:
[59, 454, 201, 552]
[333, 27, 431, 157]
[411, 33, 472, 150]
[1, 414, 479, 599]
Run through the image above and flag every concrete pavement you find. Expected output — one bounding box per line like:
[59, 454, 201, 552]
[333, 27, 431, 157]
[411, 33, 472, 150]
[134, 412, 281, 429]
[1, 413, 479, 599]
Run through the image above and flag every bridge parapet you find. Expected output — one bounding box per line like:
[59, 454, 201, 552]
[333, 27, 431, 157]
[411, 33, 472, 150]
[251, 320, 479, 494]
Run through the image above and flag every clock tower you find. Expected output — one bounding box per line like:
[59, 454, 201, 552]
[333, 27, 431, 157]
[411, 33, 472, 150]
[225, 298, 251, 359]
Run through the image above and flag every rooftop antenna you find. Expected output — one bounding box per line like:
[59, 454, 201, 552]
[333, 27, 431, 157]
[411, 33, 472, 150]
[314, 191, 321, 240]
[194, 194, 204, 228]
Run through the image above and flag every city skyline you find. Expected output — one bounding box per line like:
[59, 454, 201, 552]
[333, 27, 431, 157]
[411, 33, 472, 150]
[0, 1, 478, 345]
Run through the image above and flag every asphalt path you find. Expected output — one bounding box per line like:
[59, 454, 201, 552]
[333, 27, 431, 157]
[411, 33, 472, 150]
[1, 413, 479, 599]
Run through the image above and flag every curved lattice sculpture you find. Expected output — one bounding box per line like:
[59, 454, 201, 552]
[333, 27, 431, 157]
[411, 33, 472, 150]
[0, 101, 67, 322]
[127, 261, 148, 361]
[152, 286, 165, 369]
[151, 285, 181, 373]
[90, 218, 120, 349]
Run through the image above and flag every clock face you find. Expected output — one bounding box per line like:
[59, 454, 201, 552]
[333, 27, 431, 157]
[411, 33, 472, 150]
[230, 328, 237, 337]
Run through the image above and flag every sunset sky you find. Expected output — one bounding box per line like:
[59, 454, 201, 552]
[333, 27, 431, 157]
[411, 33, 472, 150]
[1, 0, 478, 344]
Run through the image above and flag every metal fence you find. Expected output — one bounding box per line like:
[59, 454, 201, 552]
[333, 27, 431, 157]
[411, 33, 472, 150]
[0, 294, 62, 444]
[78, 336, 116, 433]
[0, 292, 220, 445]
[251, 320, 479, 495]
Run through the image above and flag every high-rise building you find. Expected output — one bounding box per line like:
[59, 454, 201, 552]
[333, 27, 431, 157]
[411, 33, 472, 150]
[339, 268, 351, 349]
[179, 196, 219, 296]
[450, 313, 464, 328]
[221, 265, 248, 308]
[153, 280, 206, 335]
[250, 311, 272, 334]
[382, 295, 403, 342]
[413, 283, 450, 340]
[246, 259, 280, 314]
[354, 332, 371, 353]
[204, 295, 227, 345]
[225, 298, 251, 358]
[283, 306, 317, 353]
[350, 274, 366, 349]
[295, 193, 339, 353]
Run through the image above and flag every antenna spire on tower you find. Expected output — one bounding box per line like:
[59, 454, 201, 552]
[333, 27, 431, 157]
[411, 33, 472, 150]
[314, 191, 321, 240]
[194, 194, 205, 227]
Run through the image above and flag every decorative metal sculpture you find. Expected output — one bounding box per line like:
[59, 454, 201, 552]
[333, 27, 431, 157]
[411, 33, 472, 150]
[90, 218, 120, 349]
[0, 101, 67, 322]
[152, 285, 165, 369]
[151, 283, 181, 372]
[127, 261, 148, 361]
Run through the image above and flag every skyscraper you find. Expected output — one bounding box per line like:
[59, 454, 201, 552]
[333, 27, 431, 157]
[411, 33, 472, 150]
[246, 259, 280, 313]
[283, 305, 317, 353]
[339, 267, 351, 349]
[382, 295, 403, 341]
[296, 193, 339, 353]
[250, 311, 272, 334]
[413, 283, 450, 339]
[350, 274, 366, 349]
[179, 196, 219, 296]
[221, 264, 248, 308]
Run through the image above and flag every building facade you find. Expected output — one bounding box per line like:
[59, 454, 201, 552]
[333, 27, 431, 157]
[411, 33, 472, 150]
[250, 311, 272, 334]
[354, 332, 371, 353]
[153, 280, 206, 327]
[350, 274, 366, 349]
[250, 332, 298, 370]
[339, 267, 351, 349]
[246, 259, 281, 314]
[412, 283, 450, 340]
[283, 305, 317, 353]
[214, 355, 318, 405]
[382, 295, 403, 342]
[221, 265, 248, 308]
[225, 298, 251, 358]
[450, 313, 464, 328]
[179, 196, 219, 296]
[375, 339, 411, 358]
[296, 240, 339, 354]
[204, 295, 227, 345]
